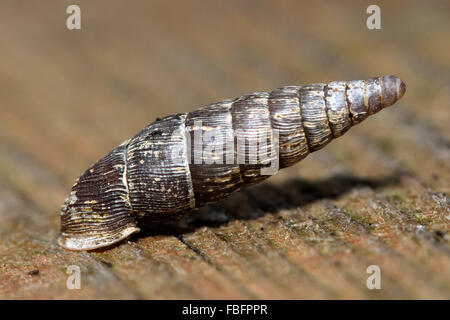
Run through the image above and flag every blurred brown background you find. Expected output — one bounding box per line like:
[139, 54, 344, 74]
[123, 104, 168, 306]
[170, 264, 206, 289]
[0, 0, 448, 299]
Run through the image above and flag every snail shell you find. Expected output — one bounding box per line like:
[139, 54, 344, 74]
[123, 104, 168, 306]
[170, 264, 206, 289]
[59, 75, 406, 250]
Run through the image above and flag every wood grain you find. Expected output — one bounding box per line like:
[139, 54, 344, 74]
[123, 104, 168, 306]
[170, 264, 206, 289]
[0, 0, 448, 299]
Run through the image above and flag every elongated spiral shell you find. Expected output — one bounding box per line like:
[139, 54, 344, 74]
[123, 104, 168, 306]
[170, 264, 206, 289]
[59, 75, 406, 250]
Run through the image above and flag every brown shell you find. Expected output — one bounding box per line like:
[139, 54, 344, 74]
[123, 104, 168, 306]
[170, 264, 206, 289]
[58, 75, 406, 250]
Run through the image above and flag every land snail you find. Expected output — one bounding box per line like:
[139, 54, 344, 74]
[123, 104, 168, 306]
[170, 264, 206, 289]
[59, 75, 406, 250]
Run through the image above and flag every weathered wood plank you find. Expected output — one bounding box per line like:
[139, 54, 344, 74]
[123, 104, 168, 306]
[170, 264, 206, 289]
[0, 0, 448, 299]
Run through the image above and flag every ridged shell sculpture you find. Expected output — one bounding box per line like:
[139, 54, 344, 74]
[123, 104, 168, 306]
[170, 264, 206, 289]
[59, 75, 406, 250]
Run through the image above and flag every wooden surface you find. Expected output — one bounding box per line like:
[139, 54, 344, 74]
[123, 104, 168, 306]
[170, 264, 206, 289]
[0, 0, 449, 299]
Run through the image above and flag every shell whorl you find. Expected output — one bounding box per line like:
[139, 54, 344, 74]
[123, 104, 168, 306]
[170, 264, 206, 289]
[58, 75, 406, 250]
